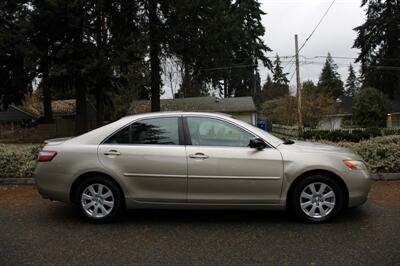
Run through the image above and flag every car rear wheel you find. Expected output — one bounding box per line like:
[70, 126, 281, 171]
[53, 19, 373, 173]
[75, 177, 123, 223]
[290, 175, 345, 223]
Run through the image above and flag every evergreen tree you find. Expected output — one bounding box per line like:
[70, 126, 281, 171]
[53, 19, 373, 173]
[302, 80, 317, 95]
[31, 0, 72, 122]
[0, 0, 34, 110]
[272, 54, 289, 85]
[353, 0, 400, 99]
[168, 0, 271, 98]
[353, 87, 390, 127]
[229, 0, 272, 97]
[0, 0, 273, 129]
[345, 64, 359, 97]
[260, 73, 289, 101]
[317, 53, 344, 99]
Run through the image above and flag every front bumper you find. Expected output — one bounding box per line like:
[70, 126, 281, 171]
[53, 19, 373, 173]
[342, 169, 371, 207]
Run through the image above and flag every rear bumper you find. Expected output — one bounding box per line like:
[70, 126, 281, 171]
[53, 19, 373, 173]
[342, 169, 371, 207]
[34, 164, 72, 203]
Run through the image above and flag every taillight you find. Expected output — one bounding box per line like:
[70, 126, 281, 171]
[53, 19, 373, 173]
[38, 151, 57, 162]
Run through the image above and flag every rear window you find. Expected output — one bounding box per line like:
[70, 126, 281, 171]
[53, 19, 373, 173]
[105, 117, 179, 145]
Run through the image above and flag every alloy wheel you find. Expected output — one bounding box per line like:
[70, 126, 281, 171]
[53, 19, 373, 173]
[299, 182, 336, 219]
[81, 183, 115, 218]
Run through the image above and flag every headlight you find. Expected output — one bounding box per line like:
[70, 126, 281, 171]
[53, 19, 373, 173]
[343, 160, 367, 170]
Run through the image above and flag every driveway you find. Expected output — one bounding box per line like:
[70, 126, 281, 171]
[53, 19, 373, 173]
[0, 181, 399, 265]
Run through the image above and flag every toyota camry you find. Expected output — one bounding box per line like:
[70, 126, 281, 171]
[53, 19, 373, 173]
[35, 112, 370, 223]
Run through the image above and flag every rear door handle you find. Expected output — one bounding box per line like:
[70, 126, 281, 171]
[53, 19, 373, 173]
[104, 150, 121, 156]
[189, 153, 209, 160]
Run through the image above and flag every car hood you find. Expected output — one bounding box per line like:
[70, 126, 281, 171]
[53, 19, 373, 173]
[277, 140, 357, 157]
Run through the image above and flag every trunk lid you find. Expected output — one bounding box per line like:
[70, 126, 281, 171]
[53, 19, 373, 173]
[44, 137, 73, 146]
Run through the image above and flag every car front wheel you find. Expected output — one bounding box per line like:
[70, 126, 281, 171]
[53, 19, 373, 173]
[290, 175, 345, 223]
[75, 177, 123, 223]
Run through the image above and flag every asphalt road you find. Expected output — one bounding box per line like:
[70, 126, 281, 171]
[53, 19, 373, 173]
[1, 181, 399, 265]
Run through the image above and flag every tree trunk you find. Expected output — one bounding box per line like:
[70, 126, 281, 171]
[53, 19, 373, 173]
[149, 0, 160, 112]
[95, 6, 105, 127]
[224, 76, 228, 98]
[42, 56, 53, 123]
[96, 85, 104, 127]
[75, 76, 88, 135]
[74, 8, 88, 135]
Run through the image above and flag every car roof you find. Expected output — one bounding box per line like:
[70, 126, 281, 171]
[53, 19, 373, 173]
[121, 111, 233, 119]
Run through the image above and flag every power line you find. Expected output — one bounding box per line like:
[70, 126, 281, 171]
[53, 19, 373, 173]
[199, 64, 257, 71]
[298, 0, 336, 52]
[301, 55, 400, 61]
[282, 56, 295, 69]
[300, 61, 400, 71]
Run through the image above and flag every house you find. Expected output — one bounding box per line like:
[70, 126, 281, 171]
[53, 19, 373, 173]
[318, 96, 352, 130]
[128, 96, 258, 125]
[318, 96, 400, 130]
[0, 99, 96, 141]
[387, 101, 400, 128]
[0, 105, 38, 124]
[27, 99, 97, 135]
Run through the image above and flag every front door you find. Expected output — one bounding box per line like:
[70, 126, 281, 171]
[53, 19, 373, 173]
[184, 116, 283, 204]
[98, 116, 187, 202]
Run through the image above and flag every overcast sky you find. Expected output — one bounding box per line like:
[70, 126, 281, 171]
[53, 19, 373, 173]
[259, 0, 365, 91]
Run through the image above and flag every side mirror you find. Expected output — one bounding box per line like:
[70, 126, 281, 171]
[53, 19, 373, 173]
[249, 138, 267, 150]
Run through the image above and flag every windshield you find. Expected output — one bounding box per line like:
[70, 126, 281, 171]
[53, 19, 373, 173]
[245, 123, 284, 147]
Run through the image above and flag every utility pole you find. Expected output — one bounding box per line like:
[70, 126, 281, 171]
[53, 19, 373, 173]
[294, 34, 303, 134]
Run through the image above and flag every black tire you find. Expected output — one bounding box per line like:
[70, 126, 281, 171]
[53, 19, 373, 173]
[289, 175, 345, 223]
[75, 176, 124, 223]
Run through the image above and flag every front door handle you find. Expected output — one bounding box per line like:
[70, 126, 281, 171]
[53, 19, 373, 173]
[104, 150, 121, 156]
[189, 153, 209, 160]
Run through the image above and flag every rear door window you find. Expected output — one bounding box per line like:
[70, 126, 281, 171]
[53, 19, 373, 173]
[105, 117, 180, 145]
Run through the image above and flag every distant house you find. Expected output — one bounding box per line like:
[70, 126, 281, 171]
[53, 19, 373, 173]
[387, 101, 400, 128]
[0, 105, 38, 124]
[318, 96, 353, 130]
[318, 96, 400, 130]
[25, 99, 97, 135]
[128, 96, 258, 125]
[0, 99, 96, 140]
[26, 99, 95, 123]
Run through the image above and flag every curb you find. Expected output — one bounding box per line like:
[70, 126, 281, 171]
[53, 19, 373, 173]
[0, 178, 35, 185]
[0, 173, 400, 185]
[370, 173, 400, 180]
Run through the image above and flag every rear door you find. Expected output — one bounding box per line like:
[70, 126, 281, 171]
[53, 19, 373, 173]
[98, 116, 187, 202]
[184, 116, 284, 204]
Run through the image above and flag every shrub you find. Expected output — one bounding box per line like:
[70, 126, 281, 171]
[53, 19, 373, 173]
[319, 135, 400, 173]
[0, 144, 42, 178]
[301, 128, 384, 142]
[383, 128, 400, 136]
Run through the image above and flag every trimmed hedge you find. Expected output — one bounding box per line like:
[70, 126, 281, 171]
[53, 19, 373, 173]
[301, 128, 400, 142]
[0, 144, 42, 178]
[318, 135, 400, 173]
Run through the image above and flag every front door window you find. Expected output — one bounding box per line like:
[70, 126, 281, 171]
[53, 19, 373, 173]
[186, 117, 254, 147]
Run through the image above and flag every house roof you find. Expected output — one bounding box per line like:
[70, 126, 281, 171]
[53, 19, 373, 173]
[329, 96, 400, 116]
[127, 96, 257, 115]
[22, 99, 96, 117]
[26, 99, 78, 116]
[0, 105, 37, 122]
